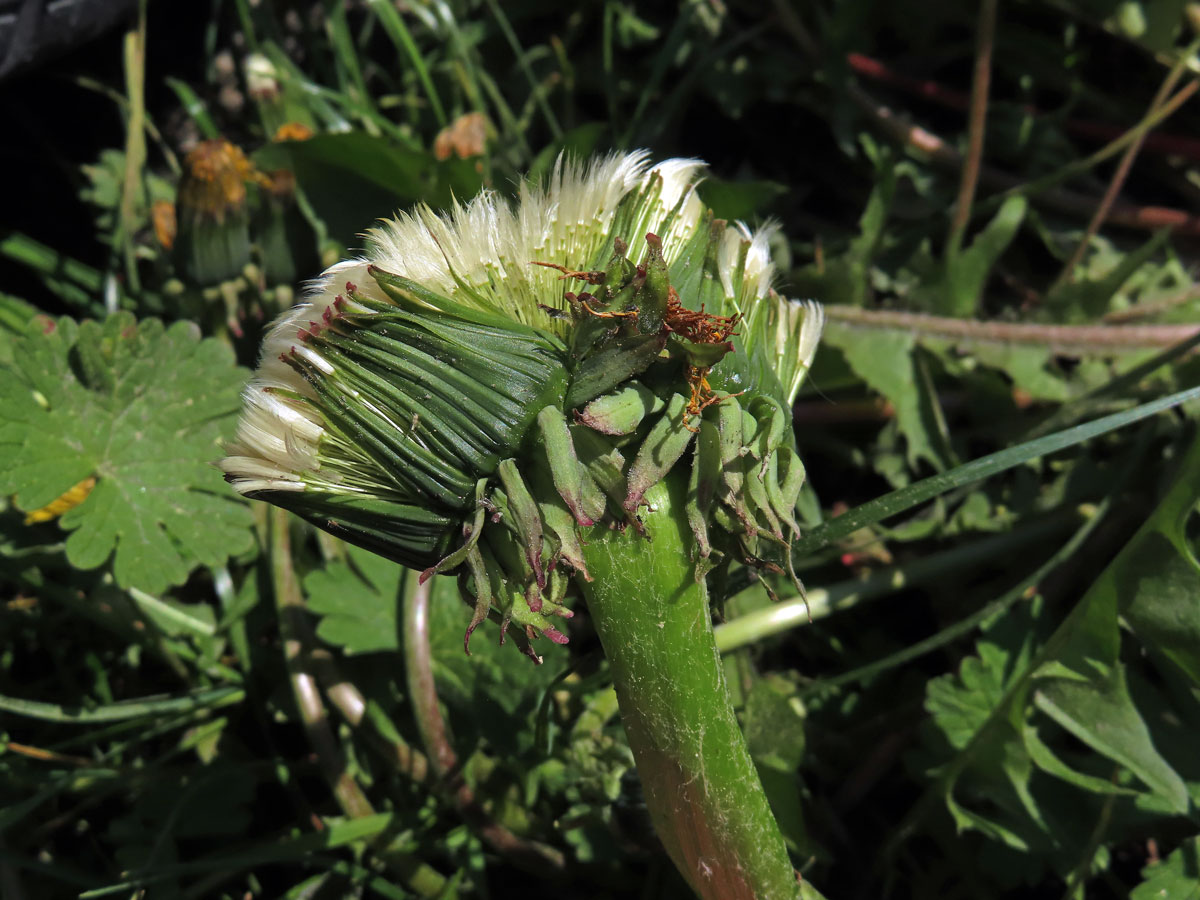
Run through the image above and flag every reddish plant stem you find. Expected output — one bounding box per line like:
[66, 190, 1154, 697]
[846, 51, 1200, 161]
[270, 510, 452, 898]
[1054, 42, 1199, 289]
[401, 575, 567, 876]
[948, 0, 998, 250]
[307, 646, 432, 784]
[770, 2, 1200, 236]
[270, 508, 375, 821]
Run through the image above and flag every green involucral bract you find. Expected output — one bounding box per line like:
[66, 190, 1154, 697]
[220, 151, 824, 656]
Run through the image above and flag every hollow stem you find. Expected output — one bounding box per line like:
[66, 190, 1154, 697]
[577, 477, 813, 900]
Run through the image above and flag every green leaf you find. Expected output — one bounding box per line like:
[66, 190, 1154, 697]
[304, 542, 402, 655]
[276, 132, 434, 246]
[1107, 434, 1200, 687]
[744, 677, 816, 857]
[1035, 665, 1188, 812]
[1024, 434, 1200, 814]
[1131, 837, 1200, 900]
[908, 196, 1026, 317]
[922, 595, 1052, 839]
[1044, 228, 1173, 322]
[971, 344, 1071, 403]
[0, 313, 254, 593]
[941, 196, 1027, 317]
[696, 176, 787, 221]
[824, 327, 954, 471]
[744, 677, 807, 770]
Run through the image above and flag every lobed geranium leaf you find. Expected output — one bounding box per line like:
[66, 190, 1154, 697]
[0, 312, 254, 593]
[304, 542, 402, 655]
[1131, 837, 1200, 900]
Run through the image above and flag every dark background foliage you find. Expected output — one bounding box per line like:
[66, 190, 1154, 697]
[2, 1, 1200, 898]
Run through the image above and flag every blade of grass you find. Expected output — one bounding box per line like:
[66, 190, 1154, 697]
[0, 237, 109, 316]
[165, 78, 219, 139]
[126, 587, 217, 638]
[364, 0, 447, 128]
[791, 382, 1200, 559]
[1, 232, 104, 292]
[0, 686, 243, 723]
[602, 2, 619, 133]
[804, 499, 1107, 696]
[475, 67, 534, 163]
[619, 5, 694, 147]
[74, 813, 399, 896]
[116, 0, 148, 294]
[714, 511, 1079, 653]
[482, 0, 563, 140]
[231, 0, 261, 53]
[261, 45, 354, 134]
[325, 6, 380, 136]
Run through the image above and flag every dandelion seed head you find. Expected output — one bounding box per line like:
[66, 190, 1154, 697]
[223, 151, 823, 495]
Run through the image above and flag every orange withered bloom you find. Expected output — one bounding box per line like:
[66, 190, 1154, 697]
[273, 122, 314, 143]
[174, 139, 262, 284]
[179, 140, 258, 223]
[152, 199, 177, 250]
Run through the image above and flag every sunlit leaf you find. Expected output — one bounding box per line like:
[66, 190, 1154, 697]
[0, 313, 254, 593]
[1130, 837, 1200, 900]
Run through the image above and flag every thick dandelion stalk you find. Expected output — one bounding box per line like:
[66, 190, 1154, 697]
[581, 476, 799, 899]
[221, 152, 824, 898]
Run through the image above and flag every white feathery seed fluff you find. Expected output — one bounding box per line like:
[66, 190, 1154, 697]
[220, 152, 821, 494]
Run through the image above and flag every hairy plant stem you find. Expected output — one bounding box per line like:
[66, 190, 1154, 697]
[577, 477, 808, 900]
[824, 305, 1200, 353]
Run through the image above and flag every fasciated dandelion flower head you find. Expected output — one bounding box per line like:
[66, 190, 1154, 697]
[221, 151, 824, 658]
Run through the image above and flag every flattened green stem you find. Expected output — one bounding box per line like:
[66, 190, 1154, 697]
[578, 477, 804, 900]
